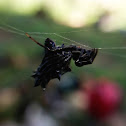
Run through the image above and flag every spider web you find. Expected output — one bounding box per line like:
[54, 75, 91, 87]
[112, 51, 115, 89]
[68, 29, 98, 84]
[1, 22, 126, 60]
[1, 21, 126, 87]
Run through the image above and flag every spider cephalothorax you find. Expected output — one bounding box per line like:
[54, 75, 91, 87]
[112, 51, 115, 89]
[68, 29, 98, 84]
[26, 33, 98, 91]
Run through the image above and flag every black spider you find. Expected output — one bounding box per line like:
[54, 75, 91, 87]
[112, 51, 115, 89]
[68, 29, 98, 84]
[26, 33, 98, 91]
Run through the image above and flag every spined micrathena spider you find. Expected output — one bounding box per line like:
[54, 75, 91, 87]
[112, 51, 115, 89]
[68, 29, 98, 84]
[26, 33, 98, 91]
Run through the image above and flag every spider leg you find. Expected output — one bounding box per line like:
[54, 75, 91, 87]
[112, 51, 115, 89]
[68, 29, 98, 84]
[52, 45, 77, 53]
[61, 54, 72, 73]
[65, 54, 72, 62]
[75, 59, 92, 67]
[25, 33, 50, 50]
[55, 70, 61, 80]
[90, 48, 98, 62]
[61, 44, 65, 48]
[75, 49, 98, 67]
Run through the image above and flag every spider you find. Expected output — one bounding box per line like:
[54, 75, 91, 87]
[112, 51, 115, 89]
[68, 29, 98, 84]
[25, 33, 98, 91]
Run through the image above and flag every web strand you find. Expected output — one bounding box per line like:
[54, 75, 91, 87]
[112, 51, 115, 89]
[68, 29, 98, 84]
[54, 33, 91, 49]
[0, 26, 25, 36]
[0, 24, 91, 54]
[100, 51, 126, 59]
[27, 29, 91, 34]
[27, 32, 92, 48]
[3, 23, 25, 33]
[0, 20, 25, 33]
[1, 23, 126, 53]
[98, 47, 126, 50]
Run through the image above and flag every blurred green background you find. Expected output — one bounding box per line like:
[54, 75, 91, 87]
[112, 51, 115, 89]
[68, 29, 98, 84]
[0, 0, 126, 126]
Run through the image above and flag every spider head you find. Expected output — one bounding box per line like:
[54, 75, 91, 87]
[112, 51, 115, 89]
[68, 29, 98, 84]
[45, 38, 56, 49]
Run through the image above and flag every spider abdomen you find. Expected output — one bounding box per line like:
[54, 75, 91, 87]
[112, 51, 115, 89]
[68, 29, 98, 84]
[32, 50, 72, 90]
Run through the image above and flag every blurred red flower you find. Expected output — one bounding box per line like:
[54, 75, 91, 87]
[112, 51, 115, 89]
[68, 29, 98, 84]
[82, 78, 123, 120]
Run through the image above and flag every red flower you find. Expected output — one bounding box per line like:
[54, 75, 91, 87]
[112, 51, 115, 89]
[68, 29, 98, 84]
[85, 79, 122, 120]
